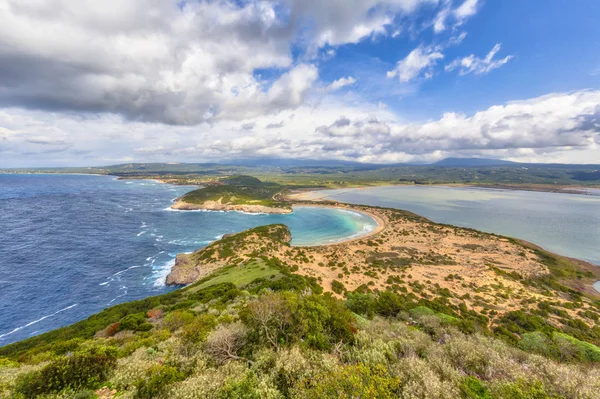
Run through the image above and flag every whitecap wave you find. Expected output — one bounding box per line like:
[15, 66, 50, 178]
[108, 285, 128, 304]
[0, 304, 78, 340]
[152, 258, 176, 287]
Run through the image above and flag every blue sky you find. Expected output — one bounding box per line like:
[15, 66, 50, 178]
[319, 0, 600, 119]
[0, 0, 599, 166]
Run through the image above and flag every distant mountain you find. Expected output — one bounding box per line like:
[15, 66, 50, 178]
[217, 157, 375, 168]
[431, 158, 519, 167]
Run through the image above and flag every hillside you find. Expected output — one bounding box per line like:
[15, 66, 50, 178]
[171, 175, 292, 214]
[1, 206, 600, 398]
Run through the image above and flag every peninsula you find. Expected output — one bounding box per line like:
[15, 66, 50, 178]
[170, 175, 292, 214]
[2, 178, 599, 399]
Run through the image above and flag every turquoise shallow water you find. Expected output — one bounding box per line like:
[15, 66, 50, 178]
[319, 185, 600, 266]
[0, 174, 377, 345]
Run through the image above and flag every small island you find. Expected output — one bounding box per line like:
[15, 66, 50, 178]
[171, 175, 292, 214]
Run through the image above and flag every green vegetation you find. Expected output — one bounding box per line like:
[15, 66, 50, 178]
[1, 245, 599, 398]
[6, 161, 600, 189]
[178, 175, 289, 209]
[192, 259, 279, 291]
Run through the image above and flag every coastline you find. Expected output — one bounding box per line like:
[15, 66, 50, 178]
[165, 198, 600, 305]
[290, 203, 385, 246]
[284, 182, 600, 200]
[170, 198, 292, 214]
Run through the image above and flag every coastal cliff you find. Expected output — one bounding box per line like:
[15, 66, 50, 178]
[166, 224, 293, 285]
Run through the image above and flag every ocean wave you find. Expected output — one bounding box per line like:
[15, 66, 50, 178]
[167, 239, 212, 246]
[112, 265, 142, 277]
[0, 304, 78, 340]
[163, 207, 225, 213]
[108, 286, 128, 304]
[137, 231, 146, 237]
[152, 258, 176, 287]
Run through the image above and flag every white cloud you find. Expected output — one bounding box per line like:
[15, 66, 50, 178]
[327, 76, 358, 91]
[454, 0, 479, 20]
[433, 6, 451, 33]
[2, 90, 598, 167]
[432, 0, 479, 33]
[0, 0, 440, 125]
[446, 43, 513, 75]
[387, 46, 444, 82]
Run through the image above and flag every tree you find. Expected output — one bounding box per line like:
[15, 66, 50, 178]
[204, 322, 248, 364]
[247, 292, 293, 349]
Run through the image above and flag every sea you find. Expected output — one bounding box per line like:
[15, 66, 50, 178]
[0, 174, 378, 345]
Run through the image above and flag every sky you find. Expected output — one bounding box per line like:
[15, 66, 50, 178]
[0, 0, 599, 167]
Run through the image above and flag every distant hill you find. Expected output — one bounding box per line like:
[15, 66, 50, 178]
[217, 157, 372, 168]
[431, 157, 519, 167]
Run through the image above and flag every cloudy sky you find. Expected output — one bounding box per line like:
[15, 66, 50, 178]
[1, 0, 599, 167]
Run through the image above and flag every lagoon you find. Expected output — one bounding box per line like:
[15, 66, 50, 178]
[315, 185, 600, 266]
[0, 174, 377, 345]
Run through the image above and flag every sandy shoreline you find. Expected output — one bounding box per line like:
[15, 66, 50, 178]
[291, 203, 386, 247]
[285, 183, 599, 201]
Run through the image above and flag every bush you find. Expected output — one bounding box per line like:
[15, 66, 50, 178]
[162, 309, 196, 332]
[519, 331, 558, 359]
[135, 364, 185, 399]
[345, 293, 376, 319]
[117, 313, 151, 332]
[205, 323, 249, 364]
[181, 314, 218, 344]
[218, 371, 280, 399]
[460, 376, 493, 399]
[374, 291, 407, 317]
[409, 306, 435, 320]
[14, 346, 117, 398]
[331, 280, 345, 295]
[552, 332, 600, 362]
[293, 363, 400, 398]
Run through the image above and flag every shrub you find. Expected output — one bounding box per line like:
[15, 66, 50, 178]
[181, 314, 218, 344]
[331, 280, 345, 295]
[14, 346, 117, 398]
[460, 376, 493, 399]
[217, 370, 281, 399]
[205, 322, 249, 364]
[162, 310, 196, 332]
[135, 364, 185, 399]
[245, 292, 294, 349]
[519, 331, 558, 359]
[492, 380, 554, 399]
[409, 306, 435, 320]
[374, 291, 407, 317]
[552, 332, 600, 362]
[345, 293, 376, 319]
[117, 313, 151, 332]
[293, 363, 400, 398]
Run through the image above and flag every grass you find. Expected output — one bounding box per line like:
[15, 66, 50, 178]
[191, 259, 280, 292]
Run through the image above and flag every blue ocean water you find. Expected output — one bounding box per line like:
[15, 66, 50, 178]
[0, 174, 377, 345]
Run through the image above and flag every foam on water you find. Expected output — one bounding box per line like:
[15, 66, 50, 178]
[0, 304, 78, 340]
[0, 174, 379, 344]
